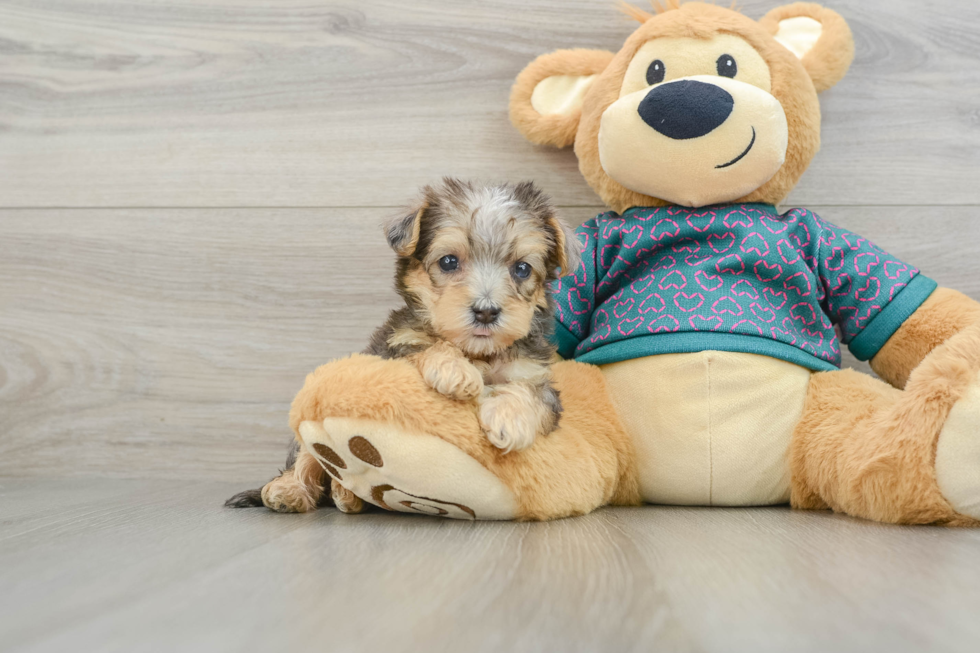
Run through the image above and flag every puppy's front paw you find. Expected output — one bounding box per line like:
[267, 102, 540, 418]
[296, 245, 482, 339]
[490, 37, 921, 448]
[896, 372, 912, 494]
[416, 345, 484, 400]
[479, 389, 538, 453]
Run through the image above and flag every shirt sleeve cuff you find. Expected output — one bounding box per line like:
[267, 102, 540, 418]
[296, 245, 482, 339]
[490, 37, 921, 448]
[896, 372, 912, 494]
[848, 274, 938, 361]
[551, 320, 582, 360]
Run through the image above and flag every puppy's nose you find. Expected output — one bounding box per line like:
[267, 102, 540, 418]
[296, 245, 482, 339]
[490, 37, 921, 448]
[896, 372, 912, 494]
[638, 79, 734, 140]
[472, 306, 501, 325]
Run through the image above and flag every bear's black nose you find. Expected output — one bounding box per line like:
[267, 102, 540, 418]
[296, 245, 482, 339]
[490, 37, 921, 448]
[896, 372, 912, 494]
[637, 80, 734, 140]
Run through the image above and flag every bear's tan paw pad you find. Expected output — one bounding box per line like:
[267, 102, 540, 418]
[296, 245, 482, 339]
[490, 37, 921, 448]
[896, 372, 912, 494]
[936, 371, 980, 520]
[297, 418, 516, 520]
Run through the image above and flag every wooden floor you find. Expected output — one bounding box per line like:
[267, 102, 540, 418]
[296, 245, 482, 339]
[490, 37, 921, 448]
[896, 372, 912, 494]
[1, 478, 979, 653]
[2, 1, 980, 651]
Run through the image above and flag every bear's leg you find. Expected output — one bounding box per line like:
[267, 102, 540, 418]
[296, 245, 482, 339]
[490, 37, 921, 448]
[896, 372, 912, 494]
[790, 326, 980, 525]
[288, 355, 640, 520]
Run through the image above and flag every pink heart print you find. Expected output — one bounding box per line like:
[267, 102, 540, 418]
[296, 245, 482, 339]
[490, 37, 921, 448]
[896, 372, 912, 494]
[789, 302, 817, 325]
[716, 254, 745, 275]
[777, 239, 801, 264]
[763, 287, 788, 310]
[770, 326, 798, 345]
[686, 209, 717, 233]
[855, 276, 881, 302]
[690, 315, 724, 331]
[672, 238, 700, 254]
[647, 314, 681, 333]
[883, 260, 909, 280]
[651, 218, 681, 241]
[630, 276, 656, 294]
[853, 252, 880, 276]
[695, 270, 725, 292]
[750, 302, 777, 323]
[613, 297, 636, 318]
[600, 217, 625, 239]
[830, 273, 852, 297]
[638, 293, 667, 314]
[723, 208, 755, 229]
[712, 296, 744, 317]
[567, 287, 591, 315]
[673, 291, 705, 313]
[620, 224, 643, 249]
[707, 231, 736, 254]
[730, 319, 763, 336]
[740, 232, 770, 257]
[658, 270, 688, 290]
[783, 271, 812, 298]
[754, 260, 782, 282]
[618, 316, 644, 336]
[731, 279, 760, 299]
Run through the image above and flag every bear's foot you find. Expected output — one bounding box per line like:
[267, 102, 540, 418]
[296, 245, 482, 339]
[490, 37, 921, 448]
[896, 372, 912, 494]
[936, 370, 980, 520]
[297, 417, 518, 520]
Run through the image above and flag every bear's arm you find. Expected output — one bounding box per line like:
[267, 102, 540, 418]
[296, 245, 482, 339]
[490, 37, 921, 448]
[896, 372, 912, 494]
[871, 288, 980, 389]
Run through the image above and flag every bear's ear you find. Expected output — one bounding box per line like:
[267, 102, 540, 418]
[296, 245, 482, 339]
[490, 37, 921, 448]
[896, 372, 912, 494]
[760, 3, 854, 92]
[510, 49, 615, 148]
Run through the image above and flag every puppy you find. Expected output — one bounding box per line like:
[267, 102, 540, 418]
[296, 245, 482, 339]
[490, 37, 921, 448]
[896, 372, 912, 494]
[226, 178, 580, 513]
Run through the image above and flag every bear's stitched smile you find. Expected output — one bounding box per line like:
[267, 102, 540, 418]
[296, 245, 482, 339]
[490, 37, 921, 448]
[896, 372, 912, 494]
[716, 126, 756, 169]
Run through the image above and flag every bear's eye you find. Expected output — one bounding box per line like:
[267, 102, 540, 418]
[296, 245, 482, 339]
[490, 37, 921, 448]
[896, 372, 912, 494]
[716, 54, 737, 78]
[646, 59, 665, 85]
[513, 261, 532, 279]
[438, 255, 459, 272]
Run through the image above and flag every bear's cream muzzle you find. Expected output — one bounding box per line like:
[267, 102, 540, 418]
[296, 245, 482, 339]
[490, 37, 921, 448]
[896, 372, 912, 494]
[598, 74, 789, 208]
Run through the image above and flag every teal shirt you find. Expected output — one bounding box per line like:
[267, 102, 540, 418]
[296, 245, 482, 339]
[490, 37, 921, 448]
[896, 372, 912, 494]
[550, 204, 936, 371]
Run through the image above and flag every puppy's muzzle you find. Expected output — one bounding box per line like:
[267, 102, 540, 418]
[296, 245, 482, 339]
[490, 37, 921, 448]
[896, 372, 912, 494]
[637, 79, 734, 140]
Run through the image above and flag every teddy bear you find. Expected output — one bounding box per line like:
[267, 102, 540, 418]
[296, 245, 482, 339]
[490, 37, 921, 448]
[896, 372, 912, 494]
[282, 1, 980, 525]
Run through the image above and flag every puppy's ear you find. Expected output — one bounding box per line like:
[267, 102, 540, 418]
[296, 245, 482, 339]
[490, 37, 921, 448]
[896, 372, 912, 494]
[760, 3, 854, 92]
[384, 202, 427, 257]
[547, 213, 582, 277]
[510, 49, 614, 148]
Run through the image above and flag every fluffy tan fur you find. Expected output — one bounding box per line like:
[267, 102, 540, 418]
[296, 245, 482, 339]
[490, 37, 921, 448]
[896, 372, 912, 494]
[576, 3, 824, 213]
[872, 288, 980, 389]
[288, 355, 641, 521]
[759, 2, 854, 92]
[791, 325, 980, 526]
[261, 450, 326, 513]
[510, 2, 850, 213]
[509, 49, 615, 148]
[413, 340, 484, 401]
[331, 481, 365, 514]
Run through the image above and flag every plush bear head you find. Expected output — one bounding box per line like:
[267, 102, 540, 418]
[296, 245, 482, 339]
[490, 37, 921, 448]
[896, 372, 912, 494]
[510, 1, 854, 212]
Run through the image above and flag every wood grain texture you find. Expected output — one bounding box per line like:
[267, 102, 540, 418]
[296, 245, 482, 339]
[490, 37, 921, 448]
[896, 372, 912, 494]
[0, 205, 977, 479]
[1, 479, 979, 653]
[0, 0, 979, 208]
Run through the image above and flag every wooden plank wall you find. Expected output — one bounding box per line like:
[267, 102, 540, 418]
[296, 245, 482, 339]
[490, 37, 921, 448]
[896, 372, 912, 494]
[1, 0, 979, 480]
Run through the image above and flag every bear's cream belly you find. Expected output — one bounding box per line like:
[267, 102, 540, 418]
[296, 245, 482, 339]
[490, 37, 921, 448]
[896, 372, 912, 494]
[601, 351, 812, 506]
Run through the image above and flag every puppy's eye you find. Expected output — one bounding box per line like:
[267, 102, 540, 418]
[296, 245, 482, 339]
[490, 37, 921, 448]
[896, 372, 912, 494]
[716, 54, 737, 78]
[513, 261, 532, 279]
[646, 59, 665, 85]
[438, 255, 458, 272]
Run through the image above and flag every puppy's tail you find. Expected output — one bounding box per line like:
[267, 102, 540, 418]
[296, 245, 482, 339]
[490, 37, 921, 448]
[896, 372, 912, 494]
[223, 439, 302, 509]
[224, 487, 264, 508]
